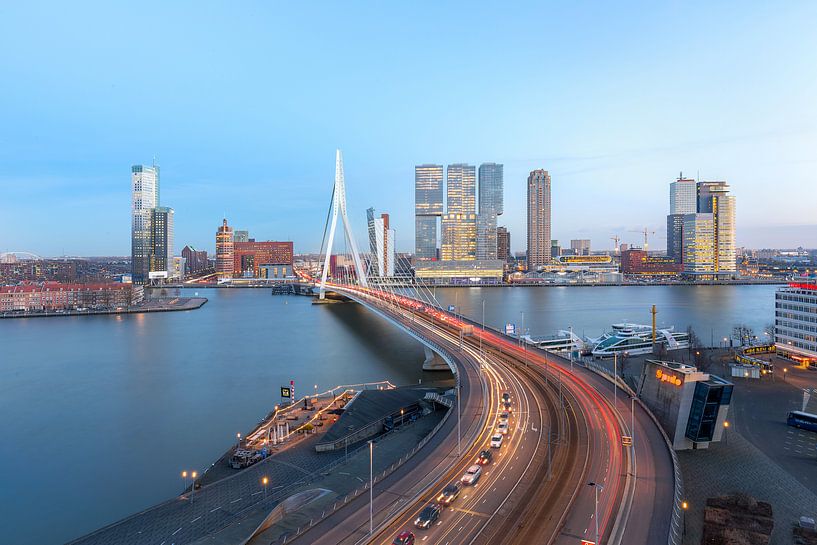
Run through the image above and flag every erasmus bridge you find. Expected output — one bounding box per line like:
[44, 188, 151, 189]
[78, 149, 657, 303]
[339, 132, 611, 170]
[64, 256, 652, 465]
[69, 151, 680, 545]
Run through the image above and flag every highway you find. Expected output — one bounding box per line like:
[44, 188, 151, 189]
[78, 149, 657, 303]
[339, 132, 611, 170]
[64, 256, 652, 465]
[322, 283, 676, 545]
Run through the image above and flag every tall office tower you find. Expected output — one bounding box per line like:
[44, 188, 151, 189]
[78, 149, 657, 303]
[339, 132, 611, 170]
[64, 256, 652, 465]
[667, 174, 697, 262]
[415, 165, 444, 260]
[527, 169, 552, 270]
[233, 230, 249, 243]
[496, 226, 511, 263]
[367, 207, 395, 277]
[446, 164, 476, 214]
[442, 164, 477, 260]
[570, 239, 591, 256]
[682, 181, 736, 277]
[131, 164, 160, 284]
[216, 218, 234, 278]
[149, 207, 174, 275]
[477, 163, 504, 260]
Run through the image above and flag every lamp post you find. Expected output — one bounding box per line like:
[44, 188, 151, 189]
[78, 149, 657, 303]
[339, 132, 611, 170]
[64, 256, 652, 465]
[613, 352, 618, 408]
[262, 476, 269, 499]
[588, 482, 604, 545]
[369, 441, 374, 535]
[480, 299, 485, 355]
[236, 432, 241, 449]
[784, 368, 788, 382]
[723, 420, 730, 444]
[181, 470, 188, 495]
[190, 471, 198, 503]
[631, 396, 636, 447]
[682, 500, 689, 537]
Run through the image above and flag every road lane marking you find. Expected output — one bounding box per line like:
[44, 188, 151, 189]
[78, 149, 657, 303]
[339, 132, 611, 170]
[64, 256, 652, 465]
[172, 527, 182, 536]
[191, 516, 201, 523]
[230, 498, 242, 503]
[210, 507, 221, 513]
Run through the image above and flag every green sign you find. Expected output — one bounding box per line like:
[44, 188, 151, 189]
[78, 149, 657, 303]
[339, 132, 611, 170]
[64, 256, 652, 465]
[280, 387, 292, 399]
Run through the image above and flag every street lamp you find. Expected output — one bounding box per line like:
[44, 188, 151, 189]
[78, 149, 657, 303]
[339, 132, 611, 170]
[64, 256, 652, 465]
[190, 471, 198, 503]
[236, 432, 241, 449]
[181, 470, 189, 495]
[262, 476, 269, 499]
[369, 441, 374, 535]
[723, 420, 730, 444]
[784, 368, 788, 382]
[682, 500, 689, 536]
[588, 482, 604, 545]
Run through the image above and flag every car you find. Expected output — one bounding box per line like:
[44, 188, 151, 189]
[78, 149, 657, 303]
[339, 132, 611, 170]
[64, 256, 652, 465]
[414, 503, 441, 529]
[498, 411, 510, 424]
[503, 400, 512, 411]
[497, 422, 509, 435]
[502, 392, 511, 402]
[437, 483, 461, 505]
[460, 464, 482, 485]
[478, 449, 493, 465]
[393, 531, 415, 545]
[490, 434, 503, 448]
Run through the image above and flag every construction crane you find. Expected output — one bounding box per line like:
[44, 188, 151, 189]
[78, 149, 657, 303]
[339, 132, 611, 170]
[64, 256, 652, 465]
[610, 235, 621, 254]
[628, 228, 656, 251]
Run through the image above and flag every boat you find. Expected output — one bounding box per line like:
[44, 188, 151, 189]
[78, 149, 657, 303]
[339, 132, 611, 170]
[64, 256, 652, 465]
[521, 330, 588, 355]
[590, 323, 689, 358]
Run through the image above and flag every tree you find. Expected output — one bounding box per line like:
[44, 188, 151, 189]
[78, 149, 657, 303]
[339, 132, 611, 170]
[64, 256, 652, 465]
[732, 324, 756, 347]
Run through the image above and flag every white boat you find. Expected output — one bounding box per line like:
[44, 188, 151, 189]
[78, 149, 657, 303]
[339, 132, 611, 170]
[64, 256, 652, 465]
[521, 330, 588, 355]
[590, 323, 689, 358]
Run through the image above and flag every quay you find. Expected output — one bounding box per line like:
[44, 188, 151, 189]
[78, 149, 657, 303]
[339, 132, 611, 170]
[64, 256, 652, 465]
[0, 296, 207, 320]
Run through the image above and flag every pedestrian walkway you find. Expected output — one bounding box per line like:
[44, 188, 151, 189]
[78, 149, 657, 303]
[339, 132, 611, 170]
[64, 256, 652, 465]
[679, 429, 817, 545]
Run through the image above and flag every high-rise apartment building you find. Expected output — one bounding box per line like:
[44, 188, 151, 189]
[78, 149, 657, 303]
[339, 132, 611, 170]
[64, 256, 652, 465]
[367, 207, 395, 277]
[497, 226, 511, 263]
[446, 164, 476, 214]
[477, 163, 503, 260]
[181, 246, 208, 275]
[414, 165, 444, 260]
[527, 169, 552, 270]
[131, 165, 160, 284]
[149, 207, 174, 275]
[216, 219, 234, 278]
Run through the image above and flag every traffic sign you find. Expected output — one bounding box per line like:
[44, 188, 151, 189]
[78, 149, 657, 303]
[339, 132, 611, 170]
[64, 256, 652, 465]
[280, 386, 292, 399]
[448, 305, 456, 312]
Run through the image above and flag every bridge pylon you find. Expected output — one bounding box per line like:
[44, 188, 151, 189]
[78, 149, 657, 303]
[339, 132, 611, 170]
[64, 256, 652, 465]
[319, 150, 368, 299]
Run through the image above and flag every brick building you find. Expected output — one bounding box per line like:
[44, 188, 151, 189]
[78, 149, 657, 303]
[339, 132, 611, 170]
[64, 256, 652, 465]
[233, 241, 293, 277]
[621, 249, 683, 276]
[0, 282, 143, 312]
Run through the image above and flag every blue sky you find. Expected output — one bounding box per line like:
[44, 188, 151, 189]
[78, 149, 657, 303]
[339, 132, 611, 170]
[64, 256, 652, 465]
[1, 1, 816, 256]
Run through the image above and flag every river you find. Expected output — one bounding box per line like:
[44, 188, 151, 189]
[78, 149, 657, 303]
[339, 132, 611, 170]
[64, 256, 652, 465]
[0, 284, 780, 544]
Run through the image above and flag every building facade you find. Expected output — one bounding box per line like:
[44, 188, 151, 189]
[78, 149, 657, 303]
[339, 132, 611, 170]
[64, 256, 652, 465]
[497, 226, 511, 263]
[181, 246, 208, 275]
[570, 239, 591, 256]
[149, 207, 174, 276]
[682, 181, 736, 278]
[216, 219, 234, 279]
[0, 282, 144, 312]
[414, 164, 444, 261]
[233, 230, 250, 243]
[666, 214, 685, 262]
[477, 163, 504, 260]
[131, 165, 160, 284]
[670, 174, 697, 215]
[621, 249, 683, 275]
[527, 170, 552, 270]
[233, 241, 294, 277]
[414, 259, 504, 285]
[441, 213, 477, 261]
[775, 280, 817, 366]
[367, 207, 395, 277]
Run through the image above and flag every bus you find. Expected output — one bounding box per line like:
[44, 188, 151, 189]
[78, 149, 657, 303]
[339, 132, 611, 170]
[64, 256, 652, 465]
[787, 411, 817, 433]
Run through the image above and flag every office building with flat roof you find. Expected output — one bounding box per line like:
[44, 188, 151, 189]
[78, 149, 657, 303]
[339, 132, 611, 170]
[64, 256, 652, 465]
[497, 226, 511, 263]
[414, 164, 444, 260]
[149, 207, 174, 276]
[775, 279, 817, 366]
[477, 163, 503, 260]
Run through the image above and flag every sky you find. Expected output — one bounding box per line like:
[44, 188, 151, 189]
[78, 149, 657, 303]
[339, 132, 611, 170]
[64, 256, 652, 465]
[1, 1, 816, 257]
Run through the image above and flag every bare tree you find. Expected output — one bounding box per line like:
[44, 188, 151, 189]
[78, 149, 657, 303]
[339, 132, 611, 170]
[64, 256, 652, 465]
[732, 324, 756, 347]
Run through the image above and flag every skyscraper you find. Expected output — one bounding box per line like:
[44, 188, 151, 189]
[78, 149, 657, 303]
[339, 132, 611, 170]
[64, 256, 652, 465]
[149, 207, 174, 275]
[570, 239, 591, 256]
[496, 226, 511, 263]
[527, 169, 552, 270]
[216, 218, 234, 279]
[414, 165, 444, 260]
[442, 164, 477, 261]
[667, 173, 697, 262]
[131, 164, 159, 284]
[477, 163, 504, 260]
[682, 181, 736, 278]
[367, 207, 395, 277]
[233, 230, 250, 243]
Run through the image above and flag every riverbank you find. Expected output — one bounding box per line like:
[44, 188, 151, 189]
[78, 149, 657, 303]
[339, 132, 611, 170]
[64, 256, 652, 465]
[174, 279, 787, 289]
[0, 296, 207, 319]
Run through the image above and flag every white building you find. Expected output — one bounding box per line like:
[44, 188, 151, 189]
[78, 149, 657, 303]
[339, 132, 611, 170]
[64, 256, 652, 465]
[669, 174, 697, 215]
[775, 279, 817, 366]
[367, 208, 395, 277]
[682, 181, 736, 278]
[131, 164, 159, 284]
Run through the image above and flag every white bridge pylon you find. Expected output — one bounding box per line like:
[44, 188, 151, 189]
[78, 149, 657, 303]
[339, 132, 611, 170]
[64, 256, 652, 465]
[319, 149, 369, 299]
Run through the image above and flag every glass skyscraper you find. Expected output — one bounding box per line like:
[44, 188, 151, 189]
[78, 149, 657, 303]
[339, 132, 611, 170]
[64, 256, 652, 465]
[442, 164, 477, 261]
[477, 163, 503, 260]
[414, 165, 443, 260]
[131, 164, 159, 284]
[149, 207, 174, 276]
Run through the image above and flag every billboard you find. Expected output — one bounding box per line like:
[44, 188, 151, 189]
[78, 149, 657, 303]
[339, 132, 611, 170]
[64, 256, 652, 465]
[505, 323, 516, 336]
[280, 386, 292, 399]
[148, 271, 169, 279]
